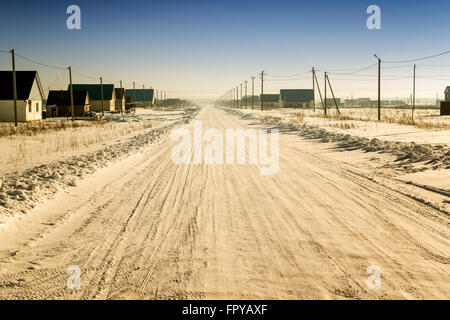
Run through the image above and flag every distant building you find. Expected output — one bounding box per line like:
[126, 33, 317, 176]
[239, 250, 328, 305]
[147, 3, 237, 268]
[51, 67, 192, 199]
[445, 87, 450, 101]
[242, 95, 260, 107]
[260, 94, 280, 109]
[70, 84, 116, 113]
[0, 71, 44, 122]
[324, 98, 344, 107]
[280, 89, 314, 108]
[114, 88, 125, 112]
[46, 90, 90, 118]
[124, 89, 154, 107]
[441, 87, 450, 115]
[163, 98, 181, 107]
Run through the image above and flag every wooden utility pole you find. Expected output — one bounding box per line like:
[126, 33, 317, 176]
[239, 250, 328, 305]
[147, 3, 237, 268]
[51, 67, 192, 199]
[100, 77, 104, 117]
[312, 67, 316, 112]
[313, 70, 325, 113]
[143, 85, 146, 108]
[240, 83, 243, 109]
[120, 80, 123, 115]
[375, 55, 381, 121]
[260, 71, 265, 111]
[69, 66, 74, 121]
[326, 74, 341, 114]
[324, 72, 327, 116]
[11, 49, 18, 127]
[251, 76, 255, 110]
[412, 64, 416, 121]
[244, 80, 248, 109]
[133, 82, 136, 113]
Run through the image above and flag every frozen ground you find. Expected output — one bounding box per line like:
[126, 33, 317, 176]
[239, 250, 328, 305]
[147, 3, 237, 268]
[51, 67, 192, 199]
[0, 106, 447, 299]
[239, 107, 450, 145]
[0, 107, 199, 222]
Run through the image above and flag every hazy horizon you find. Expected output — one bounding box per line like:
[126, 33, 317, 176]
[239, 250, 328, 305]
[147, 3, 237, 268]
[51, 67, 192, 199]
[1, 0, 450, 100]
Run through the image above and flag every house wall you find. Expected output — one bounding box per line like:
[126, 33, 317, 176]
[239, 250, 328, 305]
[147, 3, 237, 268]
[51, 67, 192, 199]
[0, 100, 42, 122]
[283, 101, 313, 108]
[90, 100, 115, 112]
[262, 101, 281, 109]
[115, 98, 125, 112]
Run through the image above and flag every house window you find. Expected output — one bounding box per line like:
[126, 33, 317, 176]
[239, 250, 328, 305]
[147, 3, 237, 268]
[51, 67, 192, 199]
[28, 101, 32, 112]
[36, 102, 39, 112]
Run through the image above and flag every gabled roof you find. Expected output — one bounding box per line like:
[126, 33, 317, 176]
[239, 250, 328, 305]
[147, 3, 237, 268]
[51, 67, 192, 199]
[124, 89, 154, 102]
[115, 88, 125, 99]
[261, 94, 280, 102]
[280, 89, 314, 103]
[70, 84, 115, 100]
[46, 90, 89, 107]
[0, 71, 44, 100]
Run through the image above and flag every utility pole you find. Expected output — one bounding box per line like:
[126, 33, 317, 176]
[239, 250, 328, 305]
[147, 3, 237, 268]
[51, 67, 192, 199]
[324, 72, 327, 116]
[120, 80, 123, 115]
[313, 70, 324, 113]
[251, 76, 255, 110]
[412, 64, 416, 121]
[236, 86, 239, 108]
[375, 54, 381, 121]
[133, 82, 136, 113]
[100, 77, 104, 117]
[260, 71, 265, 111]
[11, 49, 18, 127]
[326, 74, 341, 114]
[143, 85, 146, 108]
[240, 83, 243, 109]
[69, 66, 74, 121]
[244, 80, 248, 109]
[312, 67, 316, 112]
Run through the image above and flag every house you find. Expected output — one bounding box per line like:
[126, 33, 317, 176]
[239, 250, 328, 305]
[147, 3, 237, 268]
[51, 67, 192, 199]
[260, 94, 280, 109]
[280, 89, 314, 108]
[46, 90, 90, 117]
[114, 88, 125, 112]
[70, 84, 115, 113]
[242, 95, 260, 107]
[324, 98, 344, 107]
[0, 71, 44, 122]
[125, 89, 154, 107]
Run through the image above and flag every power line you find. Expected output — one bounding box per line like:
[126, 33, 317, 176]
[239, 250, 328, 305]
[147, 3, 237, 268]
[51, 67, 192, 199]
[15, 53, 66, 70]
[383, 50, 450, 64]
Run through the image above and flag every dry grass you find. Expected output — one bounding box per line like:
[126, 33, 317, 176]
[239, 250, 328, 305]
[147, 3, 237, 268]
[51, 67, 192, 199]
[263, 115, 283, 121]
[1, 121, 153, 170]
[292, 112, 305, 123]
[309, 109, 450, 130]
[0, 120, 113, 137]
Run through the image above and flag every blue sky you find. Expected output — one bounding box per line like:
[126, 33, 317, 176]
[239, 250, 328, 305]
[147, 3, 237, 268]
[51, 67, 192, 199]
[0, 0, 449, 99]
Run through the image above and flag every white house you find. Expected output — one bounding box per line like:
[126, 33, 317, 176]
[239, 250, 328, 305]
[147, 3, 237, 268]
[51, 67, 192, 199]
[0, 71, 45, 122]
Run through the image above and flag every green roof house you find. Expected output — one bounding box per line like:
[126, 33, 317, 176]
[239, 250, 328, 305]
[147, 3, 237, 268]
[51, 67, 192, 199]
[280, 89, 314, 108]
[70, 84, 116, 113]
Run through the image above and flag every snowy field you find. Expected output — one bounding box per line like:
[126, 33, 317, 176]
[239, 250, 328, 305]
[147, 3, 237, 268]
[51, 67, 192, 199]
[238, 107, 450, 145]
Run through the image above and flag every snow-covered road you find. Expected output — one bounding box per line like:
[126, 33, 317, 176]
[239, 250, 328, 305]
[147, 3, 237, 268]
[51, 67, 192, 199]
[0, 107, 448, 299]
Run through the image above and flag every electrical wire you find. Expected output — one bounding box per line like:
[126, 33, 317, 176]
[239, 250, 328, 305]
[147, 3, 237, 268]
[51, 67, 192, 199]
[15, 53, 66, 70]
[383, 50, 450, 64]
